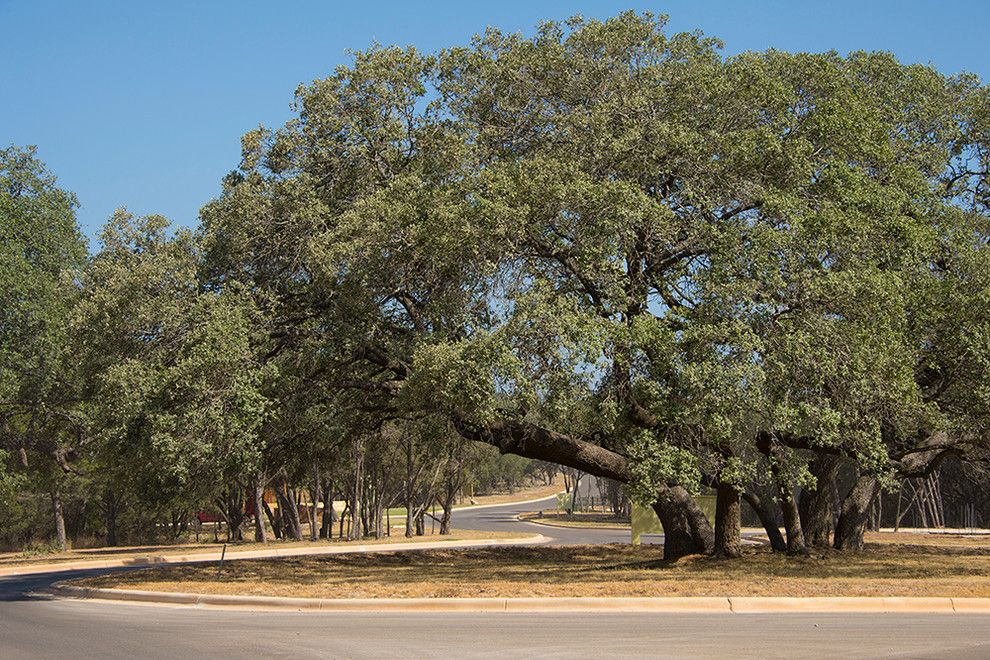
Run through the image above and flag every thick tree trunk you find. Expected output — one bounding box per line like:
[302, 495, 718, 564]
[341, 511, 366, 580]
[651, 498, 693, 560]
[678, 487, 715, 554]
[253, 477, 267, 543]
[51, 489, 67, 552]
[714, 482, 742, 558]
[800, 454, 839, 548]
[741, 491, 786, 552]
[777, 483, 808, 556]
[275, 481, 303, 541]
[834, 475, 880, 551]
[653, 485, 713, 560]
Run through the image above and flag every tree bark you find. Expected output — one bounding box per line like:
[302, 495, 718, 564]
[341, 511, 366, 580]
[350, 441, 363, 541]
[800, 454, 839, 548]
[833, 474, 880, 551]
[679, 487, 715, 554]
[741, 490, 786, 553]
[320, 481, 335, 539]
[102, 488, 120, 547]
[275, 480, 303, 541]
[263, 498, 281, 539]
[452, 414, 632, 483]
[253, 476, 267, 543]
[51, 489, 67, 551]
[714, 482, 742, 558]
[439, 499, 453, 535]
[308, 473, 320, 541]
[652, 485, 714, 559]
[404, 438, 416, 538]
[777, 482, 808, 556]
[756, 434, 807, 555]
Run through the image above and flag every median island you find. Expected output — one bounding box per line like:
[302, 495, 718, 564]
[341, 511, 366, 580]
[70, 532, 990, 599]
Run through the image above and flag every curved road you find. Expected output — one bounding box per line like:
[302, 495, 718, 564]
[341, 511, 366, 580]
[451, 492, 631, 544]
[3, 496, 990, 659]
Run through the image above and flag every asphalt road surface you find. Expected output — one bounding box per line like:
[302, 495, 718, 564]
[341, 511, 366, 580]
[3, 494, 990, 659]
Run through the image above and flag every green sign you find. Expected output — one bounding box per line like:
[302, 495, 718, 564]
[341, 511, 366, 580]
[630, 496, 717, 545]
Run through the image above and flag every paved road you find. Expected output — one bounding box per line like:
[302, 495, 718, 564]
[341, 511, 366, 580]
[451, 492, 632, 544]
[3, 495, 990, 659]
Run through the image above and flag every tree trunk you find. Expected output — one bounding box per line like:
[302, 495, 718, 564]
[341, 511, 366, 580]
[438, 485, 455, 535]
[103, 488, 120, 547]
[350, 460, 363, 541]
[253, 476, 267, 543]
[834, 474, 880, 551]
[285, 488, 302, 541]
[741, 491, 786, 553]
[320, 482, 335, 540]
[274, 479, 302, 541]
[777, 482, 808, 556]
[800, 454, 839, 548]
[308, 474, 320, 541]
[51, 489, 67, 551]
[263, 498, 281, 540]
[405, 500, 415, 538]
[677, 486, 715, 555]
[652, 485, 713, 560]
[404, 437, 415, 538]
[714, 482, 742, 558]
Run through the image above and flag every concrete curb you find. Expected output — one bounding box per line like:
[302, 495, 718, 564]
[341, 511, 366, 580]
[1, 534, 550, 578]
[47, 584, 990, 614]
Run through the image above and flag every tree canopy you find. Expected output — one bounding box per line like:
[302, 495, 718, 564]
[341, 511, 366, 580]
[3, 11, 989, 559]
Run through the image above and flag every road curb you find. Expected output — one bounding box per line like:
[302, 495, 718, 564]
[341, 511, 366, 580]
[46, 584, 990, 614]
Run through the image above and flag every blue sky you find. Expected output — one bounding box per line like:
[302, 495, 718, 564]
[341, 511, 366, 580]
[3, 1, 988, 244]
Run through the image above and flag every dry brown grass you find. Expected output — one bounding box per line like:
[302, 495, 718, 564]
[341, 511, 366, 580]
[75, 531, 990, 599]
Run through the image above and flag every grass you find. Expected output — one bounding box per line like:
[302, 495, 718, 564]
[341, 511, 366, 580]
[73, 531, 990, 599]
[0, 528, 529, 568]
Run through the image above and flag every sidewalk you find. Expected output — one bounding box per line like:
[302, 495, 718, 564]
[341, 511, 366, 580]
[0, 534, 549, 578]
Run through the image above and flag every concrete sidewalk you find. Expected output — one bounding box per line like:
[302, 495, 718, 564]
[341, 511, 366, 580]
[1, 534, 549, 578]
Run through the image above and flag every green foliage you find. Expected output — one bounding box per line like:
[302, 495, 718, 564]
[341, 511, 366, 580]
[626, 430, 702, 505]
[4, 11, 990, 550]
